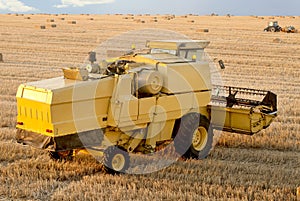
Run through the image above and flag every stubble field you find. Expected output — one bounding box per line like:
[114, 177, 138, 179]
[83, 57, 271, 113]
[0, 14, 299, 200]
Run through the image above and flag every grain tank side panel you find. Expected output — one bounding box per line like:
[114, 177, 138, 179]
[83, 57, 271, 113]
[51, 77, 115, 136]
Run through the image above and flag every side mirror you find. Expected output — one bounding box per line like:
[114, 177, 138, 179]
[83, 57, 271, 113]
[218, 60, 225, 69]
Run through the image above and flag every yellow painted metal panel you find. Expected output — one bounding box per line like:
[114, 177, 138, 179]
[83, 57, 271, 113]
[146, 120, 175, 147]
[52, 87, 74, 104]
[16, 97, 53, 137]
[194, 91, 212, 107]
[138, 97, 156, 122]
[146, 40, 210, 50]
[209, 105, 275, 134]
[147, 41, 178, 50]
[159, 63, 211, 94]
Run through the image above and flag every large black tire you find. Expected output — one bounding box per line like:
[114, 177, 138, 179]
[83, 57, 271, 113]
[103, 146, 130, 174]
[270, 27, 276, 32]
[49, 150, 74, 161]
[174, 113, 213, 159]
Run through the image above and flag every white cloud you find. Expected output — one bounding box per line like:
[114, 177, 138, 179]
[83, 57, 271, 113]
[0, 0, 37, 12]
[53, 4, 68, 8]
[54, 0, 114, 8]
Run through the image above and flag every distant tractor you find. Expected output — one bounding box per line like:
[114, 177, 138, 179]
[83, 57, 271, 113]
[264, 21, 281, 32]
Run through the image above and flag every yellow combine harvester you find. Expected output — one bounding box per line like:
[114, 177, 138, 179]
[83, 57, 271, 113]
[16, 40, 277, 173]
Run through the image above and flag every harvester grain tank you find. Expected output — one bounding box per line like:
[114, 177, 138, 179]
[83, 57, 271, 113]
[16, 40, 277, 173]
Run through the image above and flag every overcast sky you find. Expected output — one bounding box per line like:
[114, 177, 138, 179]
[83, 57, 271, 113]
[0, 0, 299, 16]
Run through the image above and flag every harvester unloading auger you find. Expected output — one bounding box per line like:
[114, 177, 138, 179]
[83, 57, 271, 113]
[15, 40, 277, 174]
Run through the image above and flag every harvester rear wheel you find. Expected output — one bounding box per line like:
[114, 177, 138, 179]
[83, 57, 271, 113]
[174, 113, 213, 159]
[49, 150, 73, 161]
[103, 146, 130, 174]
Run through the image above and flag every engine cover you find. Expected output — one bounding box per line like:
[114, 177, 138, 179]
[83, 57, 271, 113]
[137, 70, 163, 95]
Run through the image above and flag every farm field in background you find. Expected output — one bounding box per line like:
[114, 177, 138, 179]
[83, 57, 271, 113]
[0, 14, 299, 200]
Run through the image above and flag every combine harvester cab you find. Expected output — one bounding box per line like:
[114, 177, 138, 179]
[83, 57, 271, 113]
[15, 39, 277, 174]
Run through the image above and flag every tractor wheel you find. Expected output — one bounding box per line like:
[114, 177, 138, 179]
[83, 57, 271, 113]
[174, 113, 213, 159]
[103, 146, 130, 174]
[270, 27, 276, 32]
[49, 150, 73, 161]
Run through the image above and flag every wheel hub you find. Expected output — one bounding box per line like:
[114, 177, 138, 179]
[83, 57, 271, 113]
[111, 153, 126, 171]
[192, 127, 208, 151]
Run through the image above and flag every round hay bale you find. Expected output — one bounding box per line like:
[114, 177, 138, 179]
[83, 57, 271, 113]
[51, 24, 57, 28]
[0, 53, 3, 62]
[47, 19, 55, 22]
[197, 29, 209, 33]
[273, 38, 282, 43]
[68, 21, 77, 24]
[40, 25, 46, 29]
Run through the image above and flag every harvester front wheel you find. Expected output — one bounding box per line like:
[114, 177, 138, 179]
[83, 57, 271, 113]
[190, 117, 213, 159]
[103, 146, 130, 174]
[174, 113, 213, 159]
